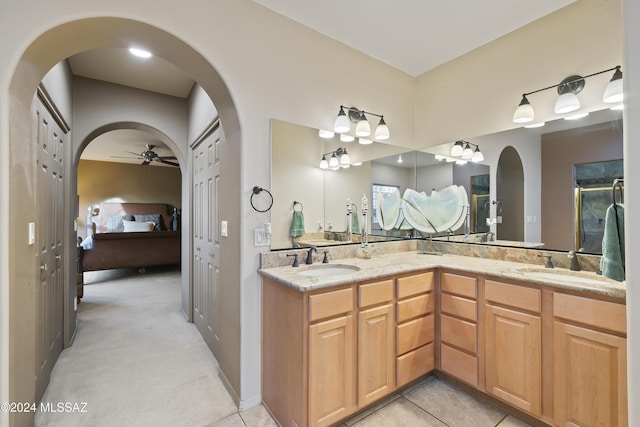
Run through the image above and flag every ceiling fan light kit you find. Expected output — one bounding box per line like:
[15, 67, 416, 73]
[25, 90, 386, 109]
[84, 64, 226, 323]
[112, 144, 179, 167]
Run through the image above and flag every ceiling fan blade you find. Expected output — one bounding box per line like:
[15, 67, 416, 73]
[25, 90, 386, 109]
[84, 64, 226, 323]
[111, 155, 142, 159]
[157, 156, 178, 160]
[142, 160, 151, 165]
[156, 158, 179, 167]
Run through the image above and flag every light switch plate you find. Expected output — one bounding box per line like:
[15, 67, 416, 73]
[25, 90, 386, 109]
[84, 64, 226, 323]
[254, 228, 271, 247]
[28, 222, 36, 245]
[221, 220, 228, 237]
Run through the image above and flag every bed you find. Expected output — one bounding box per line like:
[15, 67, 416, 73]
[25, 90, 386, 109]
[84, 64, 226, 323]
[77, 202, 181, 300]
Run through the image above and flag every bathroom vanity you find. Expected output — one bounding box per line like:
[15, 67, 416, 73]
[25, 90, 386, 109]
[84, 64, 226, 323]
[259, 250, 626, 427]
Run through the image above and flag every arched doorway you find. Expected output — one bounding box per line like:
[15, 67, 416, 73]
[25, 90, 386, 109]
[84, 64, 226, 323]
[6, 17, 241, 416]
[496, 146, 525, 241]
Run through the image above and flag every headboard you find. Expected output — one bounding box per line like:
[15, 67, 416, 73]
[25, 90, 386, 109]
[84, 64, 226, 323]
[93, 202, 174, 233]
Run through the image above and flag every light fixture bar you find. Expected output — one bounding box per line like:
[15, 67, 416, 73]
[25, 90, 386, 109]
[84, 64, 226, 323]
[520, 66, 620, 98]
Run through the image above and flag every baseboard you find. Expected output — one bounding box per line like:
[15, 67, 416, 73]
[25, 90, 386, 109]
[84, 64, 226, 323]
[237, 394, 262, 412]
[218, 369, 240, 408]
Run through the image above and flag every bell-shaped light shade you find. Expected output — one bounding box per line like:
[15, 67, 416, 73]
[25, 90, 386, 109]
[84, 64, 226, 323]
[603, 67, 623, 103]
[328, 153, 339, 168]
[451, 141, 464, 156]
[340, 134, 355, 142]
[358, 138, 372, 145]
[555, 92, 581, 114]
[512, 95, 534, 123]
[374, 117, 389, 140]
[462, 143, 474, 160]
[355, 113, 371, 137]
[319, 155, 329, 169]
[340, 150, 350, 165]
[471, 147, 484, 163]
[318, 129, 335, 139]
[334, 107, 350, 133]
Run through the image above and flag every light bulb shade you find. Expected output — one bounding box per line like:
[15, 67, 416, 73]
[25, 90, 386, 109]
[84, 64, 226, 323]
[329, 153, 339, 168]
[451, 141, 464, 156]
[461, 143, 473, 160]
[334, 107, 350, 133]
[355, 117, 370, 137]
[554, 92, 581, 114]
[603, 71, 623, 103]
[471, 147, 484, 163]
[358, 138, 372, 145]
[374, 117, 389, 140]
[340, 149, 350, 165]
[512, 95, 534, 123]
[319, 155, 329, 169]
[318, 129, 335, 139]
[340, 134, 355, 142]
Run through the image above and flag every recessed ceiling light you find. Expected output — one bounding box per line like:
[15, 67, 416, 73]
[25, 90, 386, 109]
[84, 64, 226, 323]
[129, 47, 152, 58]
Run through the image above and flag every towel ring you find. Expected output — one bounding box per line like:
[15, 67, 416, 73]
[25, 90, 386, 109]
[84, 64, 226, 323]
[612, 178, 624, 207]
[251, 186, 273, 213]
[293, 201, 303, 212]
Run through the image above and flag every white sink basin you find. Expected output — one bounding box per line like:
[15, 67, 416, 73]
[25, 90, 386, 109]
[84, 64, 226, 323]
[297, 264, 360, 277]
[511, 267, 617, 286]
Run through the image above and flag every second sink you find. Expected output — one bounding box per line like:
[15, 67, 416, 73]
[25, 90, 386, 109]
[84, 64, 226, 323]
[297, 264, 360, 277]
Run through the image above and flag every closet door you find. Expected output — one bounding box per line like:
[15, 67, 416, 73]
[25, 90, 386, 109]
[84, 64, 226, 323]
[35, 98, 67, 401]
[192, 123, 222, 355]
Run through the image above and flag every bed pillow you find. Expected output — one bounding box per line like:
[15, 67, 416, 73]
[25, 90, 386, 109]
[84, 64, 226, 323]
[134, 214, 162, 231]
[122, 220, 155, 232]
[106, 215, 134, 232]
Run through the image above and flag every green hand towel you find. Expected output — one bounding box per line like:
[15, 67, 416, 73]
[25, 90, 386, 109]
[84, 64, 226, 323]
[350, 213, 360, 234]
[290, 211, 305, 238]
[600, 204, 625, 281]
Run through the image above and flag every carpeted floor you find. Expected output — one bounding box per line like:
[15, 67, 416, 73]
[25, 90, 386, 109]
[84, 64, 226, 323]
[35, 267, 241, 427]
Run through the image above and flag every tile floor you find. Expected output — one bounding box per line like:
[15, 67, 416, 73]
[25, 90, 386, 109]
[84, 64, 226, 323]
[213, 375, 533, 427]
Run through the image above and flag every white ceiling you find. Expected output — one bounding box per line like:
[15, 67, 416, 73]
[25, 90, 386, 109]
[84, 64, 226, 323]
[74, 0, 575, 165]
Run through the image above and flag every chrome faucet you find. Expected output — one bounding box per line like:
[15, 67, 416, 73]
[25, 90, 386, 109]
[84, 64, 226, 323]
[568, 250, 581, 271]
[538, 254, 554, 268]
[482, 232, 495, 243]
[305, 246, 318, 264]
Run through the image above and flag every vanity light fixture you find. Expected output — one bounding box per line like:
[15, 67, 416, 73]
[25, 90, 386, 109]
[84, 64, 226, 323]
[340, 134, 355, 142]
[358, 138, 373, 145]
[319, 147, 350, 169]
[318, 129, 335, 139]
[511, 66, 622, 124]
[449, 141, 484, 163]
[333, 105, 389, 140]
[397, 154, 403, 163]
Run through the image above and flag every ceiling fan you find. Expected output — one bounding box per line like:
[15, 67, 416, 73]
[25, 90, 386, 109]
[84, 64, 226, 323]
[112, 144, 179, 167]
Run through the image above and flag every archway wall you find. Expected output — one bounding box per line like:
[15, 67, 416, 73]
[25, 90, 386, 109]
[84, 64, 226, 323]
[1, 1, 417, 421]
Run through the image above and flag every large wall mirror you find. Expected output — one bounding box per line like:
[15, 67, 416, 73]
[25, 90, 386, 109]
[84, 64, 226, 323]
[270, 107, 622, 254]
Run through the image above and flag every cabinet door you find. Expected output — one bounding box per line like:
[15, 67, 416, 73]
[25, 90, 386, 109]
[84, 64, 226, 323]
[554, 321, 627, 427]
[309, 315, 356, 427]
[358, 304, 395, 406]
[485, 304, 541, 416]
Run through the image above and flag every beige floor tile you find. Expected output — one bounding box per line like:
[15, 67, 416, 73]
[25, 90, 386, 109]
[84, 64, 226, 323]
[350, 398, 447, 426]
[497, 414, 533, 426]
[344, 394, 401, 426]
[240, 405, 278, 427]
[404, 378, 506, 427]
[207, 413, 246, 427]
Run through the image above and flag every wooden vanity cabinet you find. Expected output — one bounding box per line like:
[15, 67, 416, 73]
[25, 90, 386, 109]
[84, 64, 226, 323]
[553, 293, 627, 427]
[484, 280, 542, 417]
[439, 272, 479, 387]
[357, 280, 395, 406]
[395, 271, 435, 388]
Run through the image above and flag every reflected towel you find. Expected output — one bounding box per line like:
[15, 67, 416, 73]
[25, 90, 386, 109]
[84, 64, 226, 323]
[290, 210, 305, 238]
[600, 204, 625, 281]
[350, 213, 360, 234]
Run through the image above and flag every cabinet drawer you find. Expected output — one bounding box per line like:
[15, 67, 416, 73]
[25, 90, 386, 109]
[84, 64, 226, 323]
[440, 273, 477, 299]
[397, 271, 434, 299]
[396, 343, 434, 388]
[359, 279, 394, 308]
[554, 293, 626, 335]
[396, 314, 434, 355]
[440, 293, 477, 321]
[309, 288, 353, 322]
[397, 293, 434, 323]
[441, 344, 478, 387]
[485, 280, 541, 313]
[440, 314, 477, 354]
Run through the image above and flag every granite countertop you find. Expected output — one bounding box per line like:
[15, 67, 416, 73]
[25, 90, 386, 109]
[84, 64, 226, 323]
[258, 251, 626, 300]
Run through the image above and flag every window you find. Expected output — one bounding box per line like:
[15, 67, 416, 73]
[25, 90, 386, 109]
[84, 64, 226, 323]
[371, 184, 399, 224]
